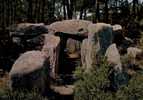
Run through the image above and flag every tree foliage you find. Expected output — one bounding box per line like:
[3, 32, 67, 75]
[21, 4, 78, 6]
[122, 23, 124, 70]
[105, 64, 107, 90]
[0, 0, 143, 30]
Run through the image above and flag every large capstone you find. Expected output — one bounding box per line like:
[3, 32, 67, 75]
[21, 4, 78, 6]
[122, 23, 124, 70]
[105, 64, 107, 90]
[48, 19, 92, 36]
[10, 23, 48, 50]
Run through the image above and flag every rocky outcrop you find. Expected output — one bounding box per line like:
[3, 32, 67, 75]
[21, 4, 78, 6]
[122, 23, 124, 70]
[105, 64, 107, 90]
[9, 50, 50, 93]
[81, 39, 90, 71]
[127, 47, 142, 64]
[9, 23, 45, 32]
[127, 47, 142, 58]
[66, 38, 81, 59]
[82, 23, 112, 71]
[10, 23, 47, 37]
[10, 23, 48, 50]
[42, 34, 60, 78]
[88, 23, 113, 55]
[105, 44, 122, 71]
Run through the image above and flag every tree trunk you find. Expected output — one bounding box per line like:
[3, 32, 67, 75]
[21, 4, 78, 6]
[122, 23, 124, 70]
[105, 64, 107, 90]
[37, 0, 41, 22]
[132, 0, 138, 17]
[66, 0, 73, 19]
[3, 0, 6, 28]
[27, 0, 33, 22]
[69, 0, 74, 19]
[79, 7, 84, 19]
[66, 0, 70, 19]
[96, 2, 100, 22]
[63, 0, 67, 19]
[14, 0, 17, 24]
[41, 0, 46, 22]
[51, 0, 56, 22]
[10, 0, 13, 25]
[0, 0, 2, 28]
[105, 0, 109, 22]
[47, 0, 55, 23]
[83, 9, 87, 20]
[34, 0, 38, 22]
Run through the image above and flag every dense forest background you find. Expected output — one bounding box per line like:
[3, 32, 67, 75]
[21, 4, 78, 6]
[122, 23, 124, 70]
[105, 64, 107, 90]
[0, 0, 143, 30]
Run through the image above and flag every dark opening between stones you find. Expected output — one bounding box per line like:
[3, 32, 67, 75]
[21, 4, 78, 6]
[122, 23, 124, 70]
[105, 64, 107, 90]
[55, 32, 84, 84]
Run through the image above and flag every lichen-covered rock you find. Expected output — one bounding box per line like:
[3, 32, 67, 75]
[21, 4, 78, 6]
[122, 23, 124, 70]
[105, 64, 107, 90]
[88, 23, 113, 55]
[127, 47, 142, 64]
[42, 34, 60, 78]
[81, 39, 91, 71]
[66, 38, 81, 58]
[10, 23, 48, 52]
[127, 47, 142, 58]
[10, 23, 47, 37]
[83, 23, 112, 71]
[105, 44, 122, 71]
[48, 19, 92, 36]
[112, 24, 122, 31]
[10, 23, 45, 31]
[9, 50, 50, 93]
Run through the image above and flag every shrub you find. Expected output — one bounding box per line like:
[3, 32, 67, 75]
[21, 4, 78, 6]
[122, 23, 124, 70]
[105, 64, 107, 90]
[116, 73, 143, 100]
[74, 57, 143, 100]
[74, 58, 114, 100]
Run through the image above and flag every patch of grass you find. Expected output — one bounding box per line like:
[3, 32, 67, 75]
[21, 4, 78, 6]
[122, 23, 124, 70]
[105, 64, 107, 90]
[0, 88, 48, 100]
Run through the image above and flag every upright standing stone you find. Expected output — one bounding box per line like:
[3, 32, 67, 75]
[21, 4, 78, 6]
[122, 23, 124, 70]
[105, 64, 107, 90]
[105, 44, 122, 71]
[84, 23, 112, 71]
[127, 47, 142, 64]
[81, 39, 91, 71]
[66, 38, 81, 58]
[42, 34, 60, 78]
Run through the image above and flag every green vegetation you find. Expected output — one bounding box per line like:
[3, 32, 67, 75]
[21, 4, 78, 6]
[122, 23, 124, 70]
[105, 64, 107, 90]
[74, 58, 113, 100]
[116, 73, 143, 100]
[74, 58, 143, 100]
[0, 88, 48, 100]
